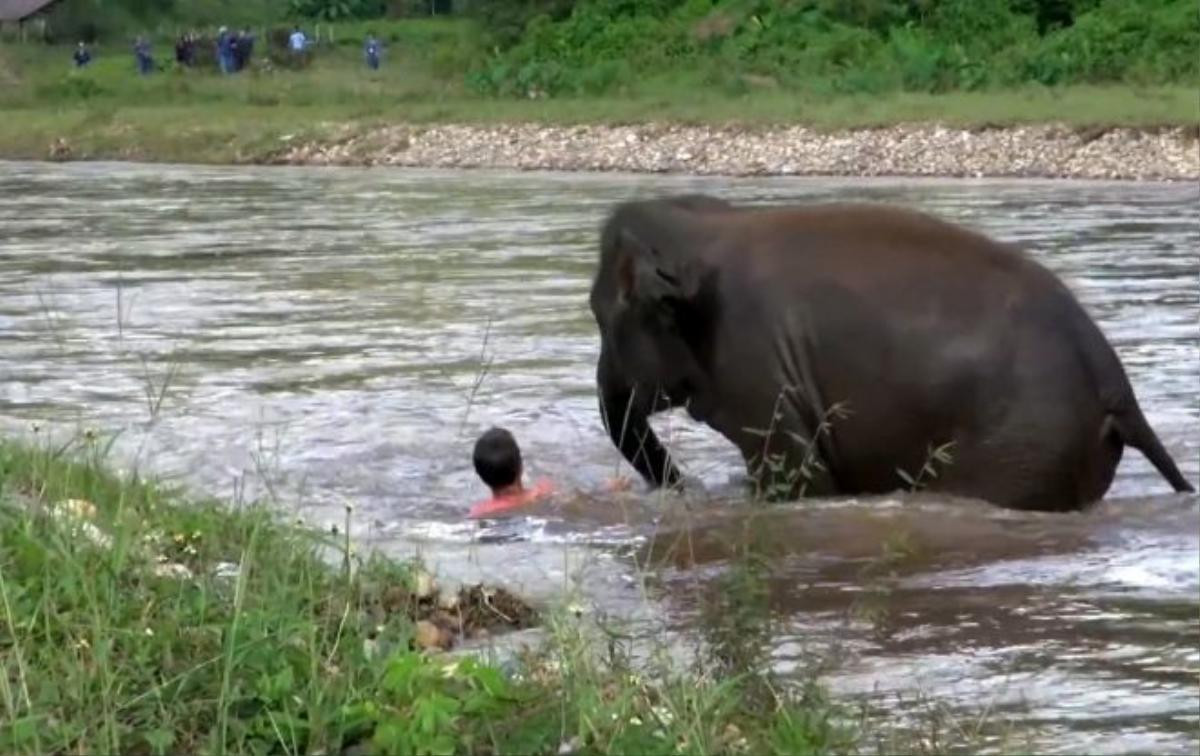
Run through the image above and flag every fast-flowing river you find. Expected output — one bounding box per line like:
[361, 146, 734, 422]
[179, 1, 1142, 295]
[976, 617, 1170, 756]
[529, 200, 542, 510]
[1, 161, 1196, 753]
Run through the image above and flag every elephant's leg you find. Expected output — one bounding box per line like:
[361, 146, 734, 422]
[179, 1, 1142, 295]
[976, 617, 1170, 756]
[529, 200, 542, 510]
[597, 344, 682, 487]
[927, 402, 1120, 512]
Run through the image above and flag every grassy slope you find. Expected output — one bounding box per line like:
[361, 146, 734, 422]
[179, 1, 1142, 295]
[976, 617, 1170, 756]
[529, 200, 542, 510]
[0, 433, 854, 755]
[1, 25, 1197, 164]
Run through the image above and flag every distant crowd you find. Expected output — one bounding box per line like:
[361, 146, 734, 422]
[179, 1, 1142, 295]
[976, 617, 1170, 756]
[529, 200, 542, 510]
[70, 26, 384, 75]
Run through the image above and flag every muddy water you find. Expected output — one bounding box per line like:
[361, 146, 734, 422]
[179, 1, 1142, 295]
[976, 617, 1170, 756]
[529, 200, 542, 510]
[1, 161, 1196, 753]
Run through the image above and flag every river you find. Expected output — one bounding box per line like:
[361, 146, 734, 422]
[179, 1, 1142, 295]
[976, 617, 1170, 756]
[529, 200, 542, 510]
[1, 161, 1196, 753]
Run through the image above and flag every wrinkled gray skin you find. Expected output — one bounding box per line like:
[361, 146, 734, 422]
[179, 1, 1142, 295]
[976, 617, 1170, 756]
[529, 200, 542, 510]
[588, 194, 1194, 511]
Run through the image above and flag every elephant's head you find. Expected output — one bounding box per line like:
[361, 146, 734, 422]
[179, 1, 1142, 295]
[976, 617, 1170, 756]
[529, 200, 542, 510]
[588, 194, 730, 487]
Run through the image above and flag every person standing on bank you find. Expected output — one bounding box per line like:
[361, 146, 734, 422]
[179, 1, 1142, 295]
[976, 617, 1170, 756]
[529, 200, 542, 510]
[216, 26, 234, 74]
[364, 34, 382, 71]
[73, 41, 92, 68]
[133, 36, 153, 75]
[289, 26, 308, 58]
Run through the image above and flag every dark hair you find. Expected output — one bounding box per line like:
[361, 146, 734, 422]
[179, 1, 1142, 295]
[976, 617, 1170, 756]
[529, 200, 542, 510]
[473, 427, 522, 490]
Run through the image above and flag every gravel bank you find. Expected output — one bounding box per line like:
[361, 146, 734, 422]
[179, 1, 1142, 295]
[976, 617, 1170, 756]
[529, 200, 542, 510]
[279, 123, 1199, 181]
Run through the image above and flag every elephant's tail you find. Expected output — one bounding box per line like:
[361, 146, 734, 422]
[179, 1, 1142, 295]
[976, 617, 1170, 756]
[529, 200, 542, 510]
[1112, 404, 1195, 493]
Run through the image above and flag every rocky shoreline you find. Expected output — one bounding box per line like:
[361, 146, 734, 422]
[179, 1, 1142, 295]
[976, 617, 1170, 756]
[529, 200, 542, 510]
[278, 123, 1199, 181]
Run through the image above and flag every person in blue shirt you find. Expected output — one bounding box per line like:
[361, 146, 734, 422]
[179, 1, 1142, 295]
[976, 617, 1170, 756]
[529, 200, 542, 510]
[133, 36, 153, 75]
[73, 42, 92, 68]
[364, 34, 381, 71]
[217, 26, 234, 74]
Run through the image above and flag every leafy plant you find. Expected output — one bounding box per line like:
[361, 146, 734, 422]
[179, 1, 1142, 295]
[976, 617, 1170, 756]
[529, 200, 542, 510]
[290, 0, 387, 22]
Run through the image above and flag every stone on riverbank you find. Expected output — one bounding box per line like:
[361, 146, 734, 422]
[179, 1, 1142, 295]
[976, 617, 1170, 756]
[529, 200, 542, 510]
[279, 123, 1198, 182]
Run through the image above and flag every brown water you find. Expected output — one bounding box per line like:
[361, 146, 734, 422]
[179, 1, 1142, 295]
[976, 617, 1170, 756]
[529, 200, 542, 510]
[1, 161, 1197, 753]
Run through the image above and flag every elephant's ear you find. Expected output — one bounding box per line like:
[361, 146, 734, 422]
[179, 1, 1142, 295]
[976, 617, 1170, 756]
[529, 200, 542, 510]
[617, 228, 699, 306]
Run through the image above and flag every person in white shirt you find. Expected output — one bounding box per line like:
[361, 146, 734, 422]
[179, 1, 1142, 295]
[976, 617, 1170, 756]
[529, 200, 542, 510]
[288, 27, 307, 54]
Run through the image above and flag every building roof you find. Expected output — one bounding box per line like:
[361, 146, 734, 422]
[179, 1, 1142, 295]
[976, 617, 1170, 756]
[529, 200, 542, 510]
[0, 0, 60, 22]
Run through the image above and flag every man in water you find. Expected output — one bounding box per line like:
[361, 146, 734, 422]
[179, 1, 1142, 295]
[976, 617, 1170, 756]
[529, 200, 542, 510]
[468, 427, 633, 521]
[468, 427, 553, 519]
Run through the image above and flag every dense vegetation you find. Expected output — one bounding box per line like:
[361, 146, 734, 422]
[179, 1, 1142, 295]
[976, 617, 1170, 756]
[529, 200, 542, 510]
[466, 0, 1200, 96]
[21, 0, 1199, 98]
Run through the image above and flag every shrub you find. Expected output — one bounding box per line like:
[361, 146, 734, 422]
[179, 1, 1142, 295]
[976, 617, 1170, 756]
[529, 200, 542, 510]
[289, 0, 388, 22]
[1026, 0, 1200, 84]
[467, 0, 1198, 98]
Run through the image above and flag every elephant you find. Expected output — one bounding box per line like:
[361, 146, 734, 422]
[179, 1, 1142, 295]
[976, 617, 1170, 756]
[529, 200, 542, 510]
[587, 193, 1194, 511]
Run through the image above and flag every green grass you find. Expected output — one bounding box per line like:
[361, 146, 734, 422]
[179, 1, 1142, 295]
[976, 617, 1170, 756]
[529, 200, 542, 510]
[0, 432, 854, 754]
[0, 32, 1196, 165]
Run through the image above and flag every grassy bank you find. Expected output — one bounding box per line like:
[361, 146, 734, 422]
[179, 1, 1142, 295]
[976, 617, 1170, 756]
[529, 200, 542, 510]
[0, 433, 852, 755]
[1, 30, 1196, 165]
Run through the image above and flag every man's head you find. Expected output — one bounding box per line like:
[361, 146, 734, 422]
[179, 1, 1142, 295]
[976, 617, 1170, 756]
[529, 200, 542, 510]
[473, 427, 522, 492]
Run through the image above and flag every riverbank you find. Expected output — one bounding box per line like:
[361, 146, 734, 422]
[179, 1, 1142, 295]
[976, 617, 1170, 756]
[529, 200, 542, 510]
[4, 39, 1197, 180]
[18, 114, 1200, 182]
[0, 433, 854, 754]
[277, 122, 1199, 181]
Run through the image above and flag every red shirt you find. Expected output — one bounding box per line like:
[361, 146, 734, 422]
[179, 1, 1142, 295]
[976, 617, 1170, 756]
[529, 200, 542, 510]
[467, 479, 555, 519]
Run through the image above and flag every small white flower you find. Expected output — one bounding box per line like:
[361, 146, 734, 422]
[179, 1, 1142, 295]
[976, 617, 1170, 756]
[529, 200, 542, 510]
[144, 627, 154, 637]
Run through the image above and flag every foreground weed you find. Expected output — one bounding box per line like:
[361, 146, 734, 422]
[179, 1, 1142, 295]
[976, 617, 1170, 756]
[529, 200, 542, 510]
[0, 433, 855, 754]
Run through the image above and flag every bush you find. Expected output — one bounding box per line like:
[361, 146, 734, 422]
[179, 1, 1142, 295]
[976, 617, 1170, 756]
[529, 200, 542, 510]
[290, 0, 388, 22]
[1026, 0, 1200, 84]
[470, 0, 579, 49]
[35, 71, 110, 101]
[468, 0, 1199, 98]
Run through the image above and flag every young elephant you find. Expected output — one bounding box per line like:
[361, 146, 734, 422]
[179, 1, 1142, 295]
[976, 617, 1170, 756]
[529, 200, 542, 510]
[588, 194, 1193, 511]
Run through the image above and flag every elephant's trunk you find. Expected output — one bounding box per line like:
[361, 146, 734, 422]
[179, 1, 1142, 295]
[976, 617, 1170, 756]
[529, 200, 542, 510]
[597, 345, 681, 487]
